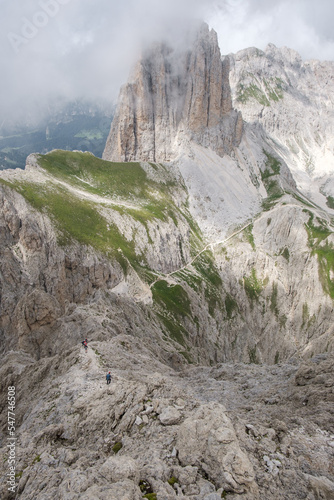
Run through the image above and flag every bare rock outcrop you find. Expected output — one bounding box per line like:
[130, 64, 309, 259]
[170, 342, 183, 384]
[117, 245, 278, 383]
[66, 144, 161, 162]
[228, 44, 334, 212]
[177, 402, 258, 496]
[103, 23, 243, 162]
[0, 184, 124, 358]
[1, 342, 333, 499]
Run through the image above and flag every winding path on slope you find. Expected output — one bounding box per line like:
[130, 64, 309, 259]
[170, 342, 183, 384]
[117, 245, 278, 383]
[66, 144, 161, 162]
[149, 220, 253, 289]
[149, 194, 334, 289]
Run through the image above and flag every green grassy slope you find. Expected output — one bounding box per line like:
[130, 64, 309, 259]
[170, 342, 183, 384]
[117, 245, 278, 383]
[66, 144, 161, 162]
[1, 150, 202, 277]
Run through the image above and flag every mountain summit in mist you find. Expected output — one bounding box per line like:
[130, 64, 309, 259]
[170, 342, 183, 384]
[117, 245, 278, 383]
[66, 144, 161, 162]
[0, 22, 334, 500]
[103, 24, 242, 162]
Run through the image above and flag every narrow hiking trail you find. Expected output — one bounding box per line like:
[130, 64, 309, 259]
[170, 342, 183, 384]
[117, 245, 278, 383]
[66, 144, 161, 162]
[60, 346, 106, 396]
[149, 195, 334, 289]
[48, 175, 141, 211]
[77, 345, 126, 391]
[81, 346, 101, 373]
[149, 219, 254, 289]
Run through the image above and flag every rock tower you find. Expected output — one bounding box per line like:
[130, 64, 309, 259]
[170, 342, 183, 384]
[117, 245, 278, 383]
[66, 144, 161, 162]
[103, 23, 243, 162]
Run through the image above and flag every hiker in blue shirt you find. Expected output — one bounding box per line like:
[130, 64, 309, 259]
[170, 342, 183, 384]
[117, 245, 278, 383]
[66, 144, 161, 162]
[106, 372, 111, 384]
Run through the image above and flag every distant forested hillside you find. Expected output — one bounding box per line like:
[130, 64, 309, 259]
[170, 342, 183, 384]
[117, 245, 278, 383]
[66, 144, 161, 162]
[0, 101, 114, 170]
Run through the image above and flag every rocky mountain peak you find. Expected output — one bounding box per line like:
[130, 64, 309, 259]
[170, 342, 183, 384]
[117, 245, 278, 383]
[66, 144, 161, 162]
[103, 22, 243, 162]
[264, 43, 303, 66]
[228, 42, 334, 210]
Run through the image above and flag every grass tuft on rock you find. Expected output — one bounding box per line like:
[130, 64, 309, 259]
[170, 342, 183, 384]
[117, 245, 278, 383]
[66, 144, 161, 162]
[112, 442, 123, 454]
[305, 212, 334, 298]
[243, 268, 264, 304]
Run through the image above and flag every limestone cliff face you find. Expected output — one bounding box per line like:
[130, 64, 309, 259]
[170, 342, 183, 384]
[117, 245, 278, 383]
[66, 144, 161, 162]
[103, 23, 243, 162]
[0, 184, 124, 359]
[228, 44, 334, 211]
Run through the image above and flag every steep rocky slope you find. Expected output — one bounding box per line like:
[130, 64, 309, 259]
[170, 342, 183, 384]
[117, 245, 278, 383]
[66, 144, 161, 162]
[1, 149, 333, 366]
[102, 23, 334, 362]
[1, 22, 334, 500]
[1, 149, 333, 498]
[228, 44, 334, 212]
[104, 23, 296, 242]
[0, 337, 333, 499]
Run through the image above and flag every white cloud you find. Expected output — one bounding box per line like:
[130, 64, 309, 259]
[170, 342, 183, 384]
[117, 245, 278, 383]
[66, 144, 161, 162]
[208, 0, 334, 60]
[1, 0, 334, 123]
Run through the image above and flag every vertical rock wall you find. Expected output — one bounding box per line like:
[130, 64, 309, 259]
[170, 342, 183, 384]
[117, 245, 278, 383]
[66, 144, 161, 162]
[103, 23, 243, 162]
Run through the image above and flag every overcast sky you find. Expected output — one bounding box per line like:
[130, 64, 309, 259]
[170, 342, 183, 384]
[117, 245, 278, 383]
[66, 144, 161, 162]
[1, 0, 334, 123]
